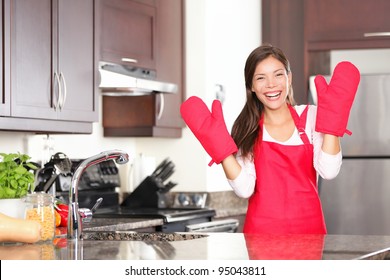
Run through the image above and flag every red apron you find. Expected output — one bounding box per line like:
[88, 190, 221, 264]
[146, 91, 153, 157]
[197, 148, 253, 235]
[243, 105, 327, 234]
[244, 234, 325, 259]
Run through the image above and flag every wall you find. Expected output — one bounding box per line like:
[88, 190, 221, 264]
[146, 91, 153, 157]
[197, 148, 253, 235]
[0, 0, 262, 194]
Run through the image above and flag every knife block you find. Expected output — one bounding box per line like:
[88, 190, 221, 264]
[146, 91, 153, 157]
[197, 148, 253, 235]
[121, 176, 163, 208]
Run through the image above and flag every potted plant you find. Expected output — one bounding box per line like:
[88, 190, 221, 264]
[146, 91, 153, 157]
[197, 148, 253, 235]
[0, 152, 38, 218]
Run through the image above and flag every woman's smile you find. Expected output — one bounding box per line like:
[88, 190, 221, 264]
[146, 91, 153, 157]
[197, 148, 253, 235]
[264, 91, 282, 100]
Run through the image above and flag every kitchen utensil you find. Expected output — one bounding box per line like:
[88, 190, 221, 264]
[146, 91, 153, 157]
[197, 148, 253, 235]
[156, 162, 175, 182]
[42, 152, 72, 192]
[151, 158, 170, 177]
[151, 158, 175, 184]
[159, 181, 177, 193]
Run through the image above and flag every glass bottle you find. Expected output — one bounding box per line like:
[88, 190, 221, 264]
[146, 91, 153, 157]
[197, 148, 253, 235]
[25, 192, 55, 242]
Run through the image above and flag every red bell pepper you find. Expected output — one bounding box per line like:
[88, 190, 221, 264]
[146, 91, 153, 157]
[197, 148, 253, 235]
[56, 204, 69, 227]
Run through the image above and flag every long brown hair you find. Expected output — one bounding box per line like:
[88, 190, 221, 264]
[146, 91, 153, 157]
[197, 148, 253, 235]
[231, 44, 296, 159]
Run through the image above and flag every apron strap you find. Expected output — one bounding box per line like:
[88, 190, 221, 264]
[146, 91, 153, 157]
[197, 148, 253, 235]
[288, 105, 311, 145]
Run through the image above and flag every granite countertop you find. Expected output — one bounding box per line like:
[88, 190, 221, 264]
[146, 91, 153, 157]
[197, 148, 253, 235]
[1, 217, 390, 260]
[1, 232, 390, 260]
[2, 192, 389, 260]
[83, 217, 164, 231]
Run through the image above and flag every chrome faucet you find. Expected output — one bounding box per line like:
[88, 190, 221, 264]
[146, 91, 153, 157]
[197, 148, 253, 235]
[67, 150, 129, 239]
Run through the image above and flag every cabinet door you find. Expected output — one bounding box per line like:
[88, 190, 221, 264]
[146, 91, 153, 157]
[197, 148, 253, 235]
[10, 0, 97, 122]
[305, 0, 390, 50]
[0, 0, 10, 116]
[10, 0, 57, 120]
[57, 0, 98, 122]
[100, 0, 156, 70]
[154, 0, 184, 129]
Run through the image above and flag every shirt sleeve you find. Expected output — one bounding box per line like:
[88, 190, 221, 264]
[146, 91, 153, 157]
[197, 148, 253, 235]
[309, 105, 342, 180]
[227, 151, 256, 198]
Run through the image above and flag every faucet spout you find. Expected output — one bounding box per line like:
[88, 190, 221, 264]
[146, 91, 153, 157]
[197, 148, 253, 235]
[67, 150, 129, 239]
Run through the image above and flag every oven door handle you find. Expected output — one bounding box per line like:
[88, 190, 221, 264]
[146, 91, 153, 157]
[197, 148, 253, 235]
[185, 219, 239, 233]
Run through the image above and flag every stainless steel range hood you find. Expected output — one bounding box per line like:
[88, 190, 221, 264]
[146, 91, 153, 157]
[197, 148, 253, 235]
[99, 62, 178, 96]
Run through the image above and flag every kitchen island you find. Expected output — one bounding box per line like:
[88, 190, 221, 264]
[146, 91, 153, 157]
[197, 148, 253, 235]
[1, 217, 390, 260]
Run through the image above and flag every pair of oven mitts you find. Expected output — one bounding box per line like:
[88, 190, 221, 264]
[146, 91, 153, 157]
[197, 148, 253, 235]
[179, 61, 360, 166]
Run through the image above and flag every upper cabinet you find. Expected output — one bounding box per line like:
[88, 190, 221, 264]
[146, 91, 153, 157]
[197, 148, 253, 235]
[100, 0, 156, 70]
[305, 0, 390, 50]
[0, 0, 98, 133]
[99, 0, 185, 138]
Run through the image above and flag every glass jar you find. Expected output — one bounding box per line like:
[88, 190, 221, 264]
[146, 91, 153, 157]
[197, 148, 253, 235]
[24, 192, 55, 242]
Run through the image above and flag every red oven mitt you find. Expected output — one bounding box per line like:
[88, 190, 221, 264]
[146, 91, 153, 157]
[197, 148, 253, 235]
[180, 96, 238, 166]
[315, 61, 360, 136]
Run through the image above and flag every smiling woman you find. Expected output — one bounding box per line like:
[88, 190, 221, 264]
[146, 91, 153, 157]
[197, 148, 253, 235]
[181, 44, 360, 235]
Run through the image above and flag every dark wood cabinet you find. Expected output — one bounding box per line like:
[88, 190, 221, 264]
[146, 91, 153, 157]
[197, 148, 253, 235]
[101, 0, 185, 138]
[262, 0, 390, 103]
[305, 0, 390, 50]
[100, 0, 157, 70]
[0, 0, 98, 133]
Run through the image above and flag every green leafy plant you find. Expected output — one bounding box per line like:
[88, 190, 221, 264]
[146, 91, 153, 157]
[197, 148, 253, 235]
[0, 152, 38, 199]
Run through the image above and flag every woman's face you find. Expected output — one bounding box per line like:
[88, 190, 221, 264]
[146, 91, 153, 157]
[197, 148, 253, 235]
[251, 56, 291, 110]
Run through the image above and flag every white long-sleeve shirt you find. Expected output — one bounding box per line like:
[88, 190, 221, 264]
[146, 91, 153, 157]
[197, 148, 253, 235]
[228, 105, 342, 198]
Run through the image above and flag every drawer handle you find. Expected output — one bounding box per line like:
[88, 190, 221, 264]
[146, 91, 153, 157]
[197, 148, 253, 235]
[364, 32, 390, 37]
[121, 57, 138, 64]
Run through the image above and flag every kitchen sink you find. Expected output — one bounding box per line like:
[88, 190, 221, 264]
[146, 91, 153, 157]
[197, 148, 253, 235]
[82, 231, 208, 242]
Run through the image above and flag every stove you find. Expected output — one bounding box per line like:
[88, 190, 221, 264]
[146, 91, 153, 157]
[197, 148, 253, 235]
[42, 158, 236, 233]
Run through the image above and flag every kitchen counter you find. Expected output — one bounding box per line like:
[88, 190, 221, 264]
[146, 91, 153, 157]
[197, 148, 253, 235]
[1, 232, 390, 260]
[1, 217, 390, 260]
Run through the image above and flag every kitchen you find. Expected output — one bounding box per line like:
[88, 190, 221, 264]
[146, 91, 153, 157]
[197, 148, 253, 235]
[1, 0, 390, 269]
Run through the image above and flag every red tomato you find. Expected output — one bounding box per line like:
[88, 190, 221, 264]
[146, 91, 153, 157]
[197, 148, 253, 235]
[56, 204, 69, 227]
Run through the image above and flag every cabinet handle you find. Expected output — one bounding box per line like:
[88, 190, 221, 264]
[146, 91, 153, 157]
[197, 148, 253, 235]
[58, 72, 67, 110]
[53, 72, 61, 111]
[364, 32, 390, 37]
[121, 57, 138, 64]
[157, 93, 164, 120]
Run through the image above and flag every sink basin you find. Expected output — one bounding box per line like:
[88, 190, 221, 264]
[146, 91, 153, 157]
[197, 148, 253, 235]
[82, 231, 208, 242]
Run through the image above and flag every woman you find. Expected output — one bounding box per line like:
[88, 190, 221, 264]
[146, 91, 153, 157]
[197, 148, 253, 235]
[180, 44, 360, 234]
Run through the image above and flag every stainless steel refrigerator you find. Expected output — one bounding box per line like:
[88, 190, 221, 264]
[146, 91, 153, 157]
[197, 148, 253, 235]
[309, 73, 390, 235]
